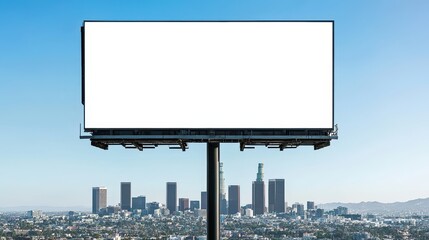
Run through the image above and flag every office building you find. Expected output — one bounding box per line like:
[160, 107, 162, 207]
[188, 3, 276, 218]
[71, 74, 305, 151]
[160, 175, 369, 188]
[307, 201, 315, 210]
[201, 191, 207, 209]
[219, 162, 228, 214]
[268, 180, 275, 213]
[105, 205, 120, 214]
[268, 179, 285, 213]
[179, 198, 190, 212]
[166, 182, 177, 213]
[27, 210, 42, 218]
[132, 196, 146, 210]
[92, 187, 107, 214]
[228, 185, 240, 215]
[147, 202, 160, 215]
[245, 208, 253, 217]
[120, 182, 131, 211]
[297, 203, 305, 217]
[252, 163, 265, 215]
[190, 200, 200, 211]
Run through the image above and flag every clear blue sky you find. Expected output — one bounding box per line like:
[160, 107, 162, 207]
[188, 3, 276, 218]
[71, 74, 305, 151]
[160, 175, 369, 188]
[0, 0, 428, 209]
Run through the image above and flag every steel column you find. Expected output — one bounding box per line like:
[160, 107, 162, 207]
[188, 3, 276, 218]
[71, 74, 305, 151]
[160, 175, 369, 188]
[207, 142, 220, 240]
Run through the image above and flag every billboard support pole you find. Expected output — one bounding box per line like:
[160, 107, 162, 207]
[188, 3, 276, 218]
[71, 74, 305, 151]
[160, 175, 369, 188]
[207, 142, 220, 240]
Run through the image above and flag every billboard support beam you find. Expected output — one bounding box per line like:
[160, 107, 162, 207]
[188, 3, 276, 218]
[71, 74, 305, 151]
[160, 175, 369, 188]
[207, 142, 220, 240]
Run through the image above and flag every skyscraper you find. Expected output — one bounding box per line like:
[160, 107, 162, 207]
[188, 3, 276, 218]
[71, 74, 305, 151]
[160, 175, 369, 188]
[307, 201, 315, 210]
[297, 203, 305, 217]
[228, 185, 240, 215]
[268, 180, 275, 212]
[201, 191, 207, 209]
[252, 163, 265, 215]
[132, 196, 146, 210]
[256, 163, 264, 181]
[92, 187, 107, 214]
[219, 162, 228, 214]
[166, 182, 177, 214]
[120, 182, 131, 211]
[268, 179, 285, 213]
[178, 198, 190, 212]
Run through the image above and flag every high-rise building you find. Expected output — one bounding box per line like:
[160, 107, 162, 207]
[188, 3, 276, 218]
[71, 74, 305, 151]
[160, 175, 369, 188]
[92, 187, 107, 214]
[228, 185, 240, 215]
[256, 163, 264, 181]
[268, 180, 275, 212]
[120, 182, 131, 211]
[190, 200, 200, 211]
[201, 191, 207, 209]
[166, 182, 177, 213]
[307, 201, 315, 210]
[297, 203, 305, 217]
[132, 196, 146, 210]
[179, 198, 190, 212]
[219, 162, 228, 214]
[252, 163, 265, 215]
[268, 179, 285, 213]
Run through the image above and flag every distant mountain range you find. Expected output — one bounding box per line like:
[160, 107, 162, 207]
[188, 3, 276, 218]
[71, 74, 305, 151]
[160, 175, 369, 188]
[319, 197, 429, 215]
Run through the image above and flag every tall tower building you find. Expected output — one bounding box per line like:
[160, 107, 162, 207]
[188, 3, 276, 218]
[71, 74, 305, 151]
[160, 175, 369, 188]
[219, 162, 228, 214]
[307, 201, 315, 210]
[166, 182, 177, 214]
[256, 163, 264, 181]
[92, 187, 107, 214]
[297, 203, 305, 217]
[228, 185, 240, 215]
[252, 163, 265, 215]
[201, 191, 207, 209]
[268, 179, 285, 213]
[121, 182, 131, 211]
[178, 198, 190, 212]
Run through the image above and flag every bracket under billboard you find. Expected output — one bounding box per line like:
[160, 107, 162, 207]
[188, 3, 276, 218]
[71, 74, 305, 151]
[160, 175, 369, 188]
[80, 126, 338, 151]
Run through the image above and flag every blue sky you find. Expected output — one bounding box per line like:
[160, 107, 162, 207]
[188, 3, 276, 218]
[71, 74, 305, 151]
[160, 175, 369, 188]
[0, 0, 428, 209]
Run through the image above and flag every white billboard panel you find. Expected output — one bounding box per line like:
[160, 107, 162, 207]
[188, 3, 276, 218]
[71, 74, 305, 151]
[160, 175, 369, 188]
[83, 21, 333, 129]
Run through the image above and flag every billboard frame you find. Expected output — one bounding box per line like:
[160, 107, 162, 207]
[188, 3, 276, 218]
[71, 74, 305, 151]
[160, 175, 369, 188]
[81, 20, 335, 136]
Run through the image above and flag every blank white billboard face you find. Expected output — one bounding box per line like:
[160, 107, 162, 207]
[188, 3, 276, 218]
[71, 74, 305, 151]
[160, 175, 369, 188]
[83, 21, 333, 129]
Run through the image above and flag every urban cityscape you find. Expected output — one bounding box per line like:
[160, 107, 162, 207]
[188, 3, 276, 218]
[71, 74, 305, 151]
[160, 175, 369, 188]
[1, 163, 429, 239]
[1, 0, 428, 240]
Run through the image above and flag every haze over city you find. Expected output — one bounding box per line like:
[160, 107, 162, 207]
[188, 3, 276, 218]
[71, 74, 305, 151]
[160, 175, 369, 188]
[1, 0, 428, 210]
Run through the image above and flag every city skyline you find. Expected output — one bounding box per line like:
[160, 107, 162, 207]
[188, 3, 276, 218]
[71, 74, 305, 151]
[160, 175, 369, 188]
[1, 1, 429, 208]
[90, 163, 286, 211]
[5, 202, 429, 239]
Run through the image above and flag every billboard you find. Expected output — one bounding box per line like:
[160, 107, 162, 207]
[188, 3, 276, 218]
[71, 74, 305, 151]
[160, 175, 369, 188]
[82, 21, 333, 130]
